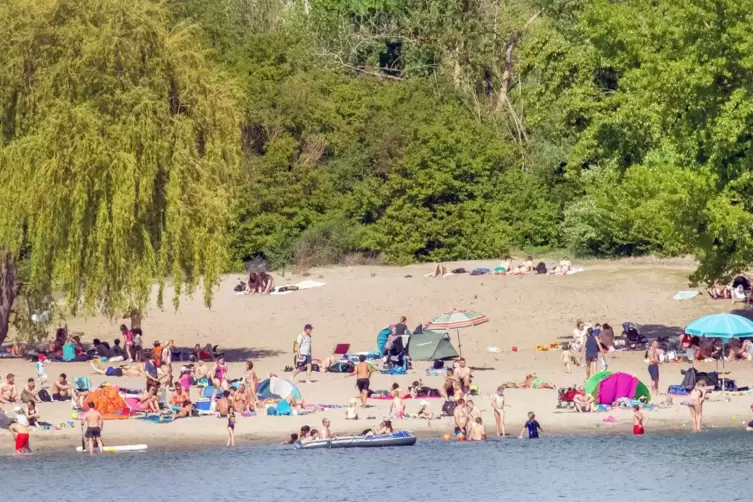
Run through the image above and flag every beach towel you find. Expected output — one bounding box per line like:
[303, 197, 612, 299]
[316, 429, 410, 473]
[270, 280, 326, 295]
[470, 268, 490, 276]
[673, 291, 699, 300]
[423, 272, 455, 278]
[565, 267, 586, 275]
[380, 367, 407, 375]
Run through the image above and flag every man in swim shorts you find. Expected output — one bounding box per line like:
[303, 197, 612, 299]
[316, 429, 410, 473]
[82, 401, 104, 454]
[348, 354, 373, 407]
[9, 419, 31, 454]
[633, 405, 645, 435]
[647, 340, 660, 394]
[453, 398, 469, 437]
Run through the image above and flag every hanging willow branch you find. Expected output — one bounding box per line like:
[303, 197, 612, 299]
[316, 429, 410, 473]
[0, 0, 242, 336]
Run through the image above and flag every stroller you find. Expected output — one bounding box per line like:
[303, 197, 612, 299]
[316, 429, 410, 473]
[556, 386, 578, 409]
[621, 322, 648, 350]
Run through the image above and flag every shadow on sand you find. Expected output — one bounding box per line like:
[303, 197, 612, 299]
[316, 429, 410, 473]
[174, 346, 285, 362]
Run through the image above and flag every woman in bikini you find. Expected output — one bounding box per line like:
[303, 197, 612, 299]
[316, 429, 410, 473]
[511, 256, 534, 275]
[686, 382, 709, 432]
[491, 387, 506, 436]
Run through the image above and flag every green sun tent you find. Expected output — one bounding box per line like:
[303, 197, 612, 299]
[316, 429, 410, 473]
[407, 330, 459, 361]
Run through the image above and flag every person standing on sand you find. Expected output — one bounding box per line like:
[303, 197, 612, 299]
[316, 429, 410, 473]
[647, 340, 660, 395]
[454, 358, 472, 395]
[633, 405, 645, 435]
[491, 387, 507, 437]
[83, 401, 104, 454]
[582, 328, 600, 378]
[292, 324, 313, 383]
[348, 354, 373, 407]
[686, 382, 708, 433]
[120, 324, 135, 362]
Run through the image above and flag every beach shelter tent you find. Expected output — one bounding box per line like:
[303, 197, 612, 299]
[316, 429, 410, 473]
[407, 330, 459, 361]
[377, 328, 391, 353]
[583, 371, 612, 396]
[257, 377, 302, 401]
[584, 371, 651, 403]
[83, 386, 131, 418]
[597, 372, 651, 404]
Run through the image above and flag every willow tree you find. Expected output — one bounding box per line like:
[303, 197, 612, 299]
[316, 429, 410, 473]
[0, 0, 241, 344]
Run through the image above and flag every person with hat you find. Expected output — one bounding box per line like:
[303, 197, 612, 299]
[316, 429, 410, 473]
[292, 324, 314, 383]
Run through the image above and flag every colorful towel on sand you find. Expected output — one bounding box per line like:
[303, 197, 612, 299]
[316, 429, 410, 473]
[673, 290, 699, 300]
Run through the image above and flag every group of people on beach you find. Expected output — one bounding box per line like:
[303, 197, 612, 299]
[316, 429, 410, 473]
[431, 255, 573, 277]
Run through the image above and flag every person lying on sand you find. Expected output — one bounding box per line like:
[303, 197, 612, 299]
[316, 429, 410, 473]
[90, 359, 144, 377]
[501, 375, 555, 389]
[510, 256, 534, 275]
[494, 256, 512, 275]
[549, 256, 572, 275]
[430, 263, 450, 278]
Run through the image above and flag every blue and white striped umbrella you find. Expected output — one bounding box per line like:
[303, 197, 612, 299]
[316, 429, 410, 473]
[684, 313, 753, 339]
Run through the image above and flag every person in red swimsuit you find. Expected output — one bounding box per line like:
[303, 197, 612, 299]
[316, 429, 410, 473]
[10, 420, 31, 454]
[633, 405, 645, 435]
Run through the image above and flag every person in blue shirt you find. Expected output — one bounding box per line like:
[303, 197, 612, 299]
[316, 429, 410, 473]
[519, 412, 543, 439]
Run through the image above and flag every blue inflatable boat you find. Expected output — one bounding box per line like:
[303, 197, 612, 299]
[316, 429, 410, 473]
[296, 431, 416, 449]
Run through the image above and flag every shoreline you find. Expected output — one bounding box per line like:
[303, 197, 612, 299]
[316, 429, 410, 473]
[18, 411, 748, 453]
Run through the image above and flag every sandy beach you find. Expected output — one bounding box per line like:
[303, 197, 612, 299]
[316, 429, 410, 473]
[3, 258, 753, 453]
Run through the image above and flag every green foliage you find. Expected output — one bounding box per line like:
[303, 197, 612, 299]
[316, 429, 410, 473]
[0, 0, 241, 337]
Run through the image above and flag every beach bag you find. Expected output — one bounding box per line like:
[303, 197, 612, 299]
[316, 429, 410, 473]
[38, 389, 52, 402]
[470, 268, 490, 276]
[536, 262, 547, 274]
[328, 361, 355, 373]
[442, 401, 457, 417]
[451, 268, 467, 274]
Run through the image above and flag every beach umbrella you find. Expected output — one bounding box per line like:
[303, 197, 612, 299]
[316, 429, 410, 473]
[244, 257, 270, 273]
[684, 313, 753, 338]
[426, 309, 489, 356]
[684, 313, 753, 386]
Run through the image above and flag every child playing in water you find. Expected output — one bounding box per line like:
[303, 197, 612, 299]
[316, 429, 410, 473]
[468, 417, 487, 441]
[519, 412, 543, 439]
[633, 405, 645, 435]
[390, 388, 405, 419]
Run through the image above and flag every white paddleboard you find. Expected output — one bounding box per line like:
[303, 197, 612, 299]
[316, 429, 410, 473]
[75, 444, 148, 453]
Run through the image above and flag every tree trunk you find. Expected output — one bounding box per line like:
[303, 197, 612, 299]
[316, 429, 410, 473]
[0, 251, 19, 346]
[496, 36, 517, 113]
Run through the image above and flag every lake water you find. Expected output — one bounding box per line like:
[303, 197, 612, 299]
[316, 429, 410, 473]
[2, 430, 750, 501]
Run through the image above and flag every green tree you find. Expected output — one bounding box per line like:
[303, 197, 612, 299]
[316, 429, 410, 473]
[0, 0, 241, 344]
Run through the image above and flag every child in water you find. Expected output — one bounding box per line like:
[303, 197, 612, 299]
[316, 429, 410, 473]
[519, 412, 543, 439]
[633, 405, 645, 435]
[468, 417, 487, 441]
